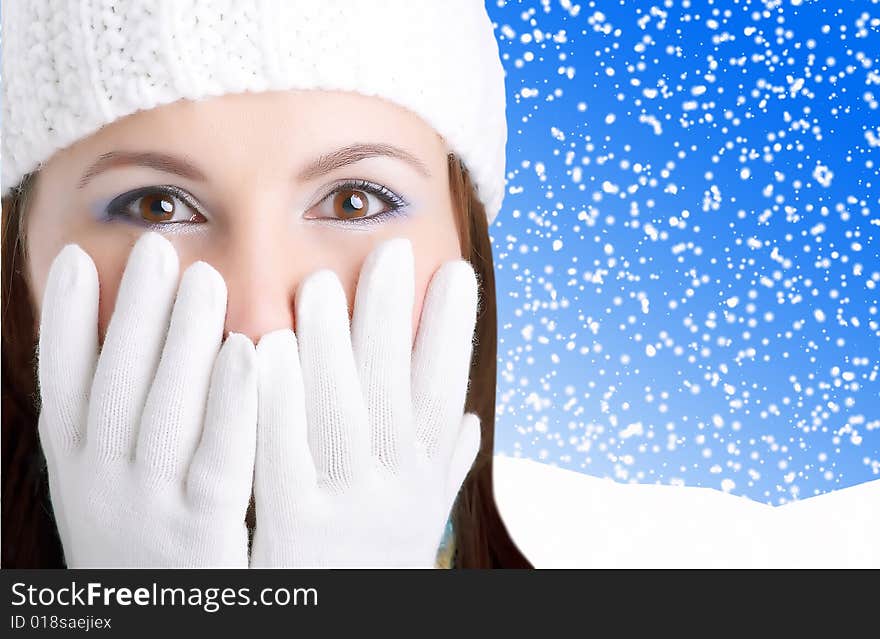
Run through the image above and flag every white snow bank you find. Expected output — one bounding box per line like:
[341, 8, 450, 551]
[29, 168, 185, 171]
[493, 455, 879, 568]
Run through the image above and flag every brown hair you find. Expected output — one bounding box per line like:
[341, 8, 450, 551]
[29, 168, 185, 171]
[0, 156, 532, 568]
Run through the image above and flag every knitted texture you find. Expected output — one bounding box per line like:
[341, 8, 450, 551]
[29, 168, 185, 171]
[250, 238, 481, 568]
[0, 0, 507, 224]
[38, 232, 258, 566]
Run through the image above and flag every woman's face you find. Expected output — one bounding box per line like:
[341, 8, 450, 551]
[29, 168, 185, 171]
[25, 90, 462, 344]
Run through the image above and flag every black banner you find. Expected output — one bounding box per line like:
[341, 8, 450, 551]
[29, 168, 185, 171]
[0, 569, 871, 634]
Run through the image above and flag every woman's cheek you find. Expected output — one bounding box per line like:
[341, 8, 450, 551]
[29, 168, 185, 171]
[93, 240, 440, 349]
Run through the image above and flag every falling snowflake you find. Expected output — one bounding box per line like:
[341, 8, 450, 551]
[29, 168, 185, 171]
[489, 0, 880, 506]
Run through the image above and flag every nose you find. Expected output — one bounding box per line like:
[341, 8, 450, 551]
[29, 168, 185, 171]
[210, 229, 296, 343]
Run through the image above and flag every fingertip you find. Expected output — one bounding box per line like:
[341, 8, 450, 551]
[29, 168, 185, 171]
[385, 236, 414, 255]
[52, 242, 90, 269]
[134, 229, 172, 253]
[131, 230, 178, 279]
[356, 237, 415, 301]
[220, 331, 257, 372]
[180, 260, 228, 311]
[47, 244, 97, 292]
[365, 237, 414, 274]
[296, 269, 348, 321]
[255, 328, 299, 373]
[438, 259, 478, 298]
[256, 327, 297, 355]
[41, 243, 99, 332]
[225, 330, 256, 350]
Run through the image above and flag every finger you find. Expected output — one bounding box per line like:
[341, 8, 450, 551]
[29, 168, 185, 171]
[87, 232, 178, 461]
[443, 412, 482, 515]
[295, 269, 369, 490]
[411, 260, 479, 459]
[351, 238, 415, 475]
[138, 261, 227, 483]
[37, 244, 99, 453]
[255, 329, 316, 520]
[187, 333, 258, 514]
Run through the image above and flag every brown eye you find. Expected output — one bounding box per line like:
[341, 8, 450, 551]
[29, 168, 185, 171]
[332, 188, 371, 220]
[306, 179, 408, 225]
[139, 193, 177, 223]
[105, 186, 207, 226]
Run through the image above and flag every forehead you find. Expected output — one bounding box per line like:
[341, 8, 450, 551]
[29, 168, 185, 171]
[51, 89, 447, 178]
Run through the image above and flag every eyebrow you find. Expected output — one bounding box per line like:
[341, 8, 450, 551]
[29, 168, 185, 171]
[297, 143, 431, 181]
[78, 151, 205, 188]
[77, 143, 431, 189]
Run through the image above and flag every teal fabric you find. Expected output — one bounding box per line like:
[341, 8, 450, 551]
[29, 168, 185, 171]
[436, 517, 456, 568]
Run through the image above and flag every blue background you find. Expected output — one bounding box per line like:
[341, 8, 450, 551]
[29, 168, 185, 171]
[488, 0, 879, 504]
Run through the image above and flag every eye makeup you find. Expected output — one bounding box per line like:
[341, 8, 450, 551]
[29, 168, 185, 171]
[89, 179, 414, 230]
[91, 184, 208, 230]
[305, 178, 413, 227]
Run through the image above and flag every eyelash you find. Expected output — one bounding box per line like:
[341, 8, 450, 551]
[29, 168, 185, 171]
[312, 179, 410, 226]
[102, 179, 410, 228]
[103, 185, 204, 231]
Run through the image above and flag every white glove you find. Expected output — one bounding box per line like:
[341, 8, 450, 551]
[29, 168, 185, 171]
[251, 238, 481, 568]
[37, 232, 257, 567]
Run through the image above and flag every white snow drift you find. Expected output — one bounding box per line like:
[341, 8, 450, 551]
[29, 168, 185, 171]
[493, 455, 879, 568]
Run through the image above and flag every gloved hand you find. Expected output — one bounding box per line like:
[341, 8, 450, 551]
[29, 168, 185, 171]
[37, 232, 257, 567]
[251, 238, 481, 568]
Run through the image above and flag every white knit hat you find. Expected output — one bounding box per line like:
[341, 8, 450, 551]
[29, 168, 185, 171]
[1, 0, 507, 224]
